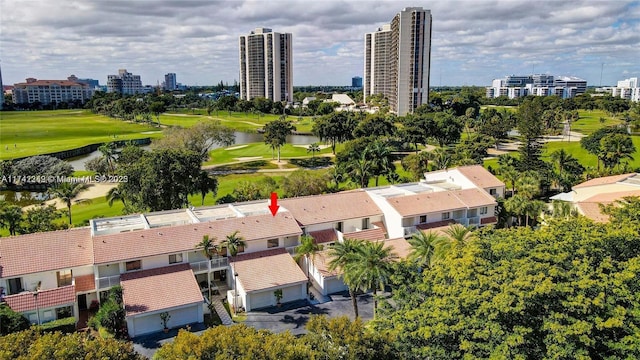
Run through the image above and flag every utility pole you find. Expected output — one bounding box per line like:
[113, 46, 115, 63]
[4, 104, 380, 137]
[600, 63, 604, 87]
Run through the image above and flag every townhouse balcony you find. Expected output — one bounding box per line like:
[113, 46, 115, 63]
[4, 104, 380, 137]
[191, 257, 229, 273]
[190, 260, 210, 273]
[96, 275, 120, 290]
[210, 257, 228, 270]
[467, 217, 480, 226]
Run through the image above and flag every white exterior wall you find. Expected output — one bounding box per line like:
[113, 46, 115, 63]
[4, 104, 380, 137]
[126, 303, 203, 337]
[303, 215, 383, 234]
[423, 169, 477, 190]
[2, 264, 95, 294]
[368, 195, 404, 238]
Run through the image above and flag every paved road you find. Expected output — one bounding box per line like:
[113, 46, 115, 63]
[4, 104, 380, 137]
[243, 292, 374, 336]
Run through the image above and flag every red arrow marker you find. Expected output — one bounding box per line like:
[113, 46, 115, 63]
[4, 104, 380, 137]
[268, 192, 280, 216]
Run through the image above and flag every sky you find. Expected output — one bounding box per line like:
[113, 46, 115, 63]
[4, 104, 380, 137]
[1, 0, 639, 87]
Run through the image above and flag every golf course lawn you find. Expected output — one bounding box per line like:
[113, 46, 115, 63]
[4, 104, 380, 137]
[0, 110, 162, 160]
[158, 111, 315, 133]
[571, 110, 624, 135]
[204, 142, 338, 166]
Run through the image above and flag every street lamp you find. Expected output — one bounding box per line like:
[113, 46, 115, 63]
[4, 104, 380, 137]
[33, 291, 41, 325]
[233, 272, 239, 314]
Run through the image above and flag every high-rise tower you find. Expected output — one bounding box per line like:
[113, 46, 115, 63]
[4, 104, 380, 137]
[239, 28, 293, 102]
[364, 7, 432, 115]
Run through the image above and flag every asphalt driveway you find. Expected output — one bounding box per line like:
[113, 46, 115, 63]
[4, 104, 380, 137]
[243, 291, 374, 335]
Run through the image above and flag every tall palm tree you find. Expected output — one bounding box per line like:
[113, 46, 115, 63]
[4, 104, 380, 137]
[345, 241, 397, 318]
[349, 153, 373, 188]
[499, 166, 519, 196]
[365, 141, 394, 187]
[194, 171, 218, 206]
[601, 134, 635, 170]
[550, 149, 570, 178]
[435, 224, 474, 261]
[99, 142, 117, 174]
[48, 182, 88, 225]
[223, 231, 247, 257]
[505, 194, 528, 226]
[195, 234, 220, 260]
[106, 186, 126, 207]
[293, 235, 322, 293]
[515, 171, 540, 199]
[525, 200, 547, 227]
[327, 239, 365, 318]
[408, 230, 446, 269]
[307, 143, 321, 161]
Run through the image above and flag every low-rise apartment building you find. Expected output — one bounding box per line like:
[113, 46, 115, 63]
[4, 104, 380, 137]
[12, 77, 95, 105]
[0, 165, 503, 337]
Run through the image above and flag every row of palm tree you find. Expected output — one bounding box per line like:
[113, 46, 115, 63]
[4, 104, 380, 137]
[195, 231, 247, 260]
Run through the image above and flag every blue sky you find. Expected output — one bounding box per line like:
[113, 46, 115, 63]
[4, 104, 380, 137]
[1, 0, 638, 87]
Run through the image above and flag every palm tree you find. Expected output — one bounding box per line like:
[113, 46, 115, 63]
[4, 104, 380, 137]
[551, 200, 578, 218]
[307, 142, 321, 163]
[99, 142, 117, 174]
[48, 182, 88, 225]
[327, 239, 365, 318]
[601, 133, 636, 170]
[195, 234, 220, 260]
[293, 235, 322, 293]
[515, 171, 540, 199]
[106, 186, 126, 207]
[435, 225, 474, 261]
[499, 165, 519, 196]
[408, 230, 445, 269]
[365, 141, 394, 187]
[223, 231, 247, 257]
[525, 200, 547, 227]
[505, 194, 528, 226]
[345, 241, 396, 318]
[349, 153, 373, 188]
[194, 171, 218, 206]
[0, 204, 23, 236]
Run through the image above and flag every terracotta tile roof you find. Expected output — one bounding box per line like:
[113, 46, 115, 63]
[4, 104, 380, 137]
[74, 274, 96, 292]
[0, 228, 93, 277]
[575, 203, 609, 223]
[480, 216, 498, 225]
[93, 212, 301, 264]
[280, 191, 382, 226]
[456, 165, 505, 189]
[372, 221, 387, 233]
[311, 250, 340, 278]
[120, 263, 202, 316]
[308, 229, 338, 244]
[3, 285, 75, 313]
[573, 173, 636, 189]
[453, 188, 498, 208]
[343, 228, 387, 241]
[416, 220, 457, 230]
[230, 248, 285, 262]
[382, 238, 412, 260]
[232, 248, 307, 293]
[388, 192, 466, 217]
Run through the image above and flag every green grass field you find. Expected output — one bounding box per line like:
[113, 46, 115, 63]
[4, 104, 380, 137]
[572, 110, 623, 135]
[159, 111, 315, 133]
[0, 110, 162, 160]
[204, 142, 338, 166]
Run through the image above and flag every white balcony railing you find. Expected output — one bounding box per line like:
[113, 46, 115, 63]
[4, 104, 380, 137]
[96, 275, 120, 290]
[210, 257, 228, 269]
[190, 260, 209, 273]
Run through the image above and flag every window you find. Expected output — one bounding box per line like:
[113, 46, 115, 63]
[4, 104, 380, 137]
[125, 260, 141, 271]
[335, 222, 343, 232]
[267, 239, 279, 248]
[7, 278, 24, 295]
[419, 215, 427, 223]
[57, 270, 72, 287]
[489, 188, 497, 196]
[237, 245, 245, 254]
[169, 254, 183, 264]
[56, 306, 72, 319]
[480, 207, 488, 215]
[442, 212, 450, 220]
[362, 218, 370, 230]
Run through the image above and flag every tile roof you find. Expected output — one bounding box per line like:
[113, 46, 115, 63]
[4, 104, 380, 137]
[480, 216, 498, 225]
[3, 285, 75, 313]
[74, 274, 96, 292]
[388, 192, 465, 217]
[382, 238, 412, 260]
[120, 263, 202, 316]
[0, 228, 93, 277]
[416, 220, 457, 230]
[343, 228, 387, 241]
[456, 165, 505, 189]
[311, 250, 340, 278]
[280, 191, 382, 226]
[308, 229, 338, 244]
[372, 221, 387, 234]
[575, 203, 609, 223]
[580, 189, 640, 203]
[232, 248, 307, 293]
[388, 188, 496, 217]
[573, 173, 636, 189]
[93, 212, 301, 264]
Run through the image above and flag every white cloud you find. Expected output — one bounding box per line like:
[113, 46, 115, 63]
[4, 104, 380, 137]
[0, 0, 638, 86]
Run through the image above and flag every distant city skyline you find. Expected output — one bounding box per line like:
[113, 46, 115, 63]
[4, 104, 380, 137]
[1, 0, 639, 87]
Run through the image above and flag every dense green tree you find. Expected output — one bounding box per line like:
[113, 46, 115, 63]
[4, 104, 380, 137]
[516, 97, 546, 171]
[432, 111, 463, 147]
[0, 203, 23, 236]
[21, 205, 62, 234]
[375, 216, 640, 359]
[152, 120, 235, 161]
[407, 230, 445, 269]
[600, 133, 636, 170]
[11, 155, 73, 181]
[193, 170, 218, 206]
[149, 101, 166, 125]
[364, 140, 395, 187]
[353, 114, 396, 138]
[312, 112, 357, 154]
[117, 148, 202, 212]
[328, 239, 365, 318]
[281, 170, 330, 197]
[0, 328, 142, 359]
[477, 108, 515, 149]
[601, 196, 640, 223]
[400, 152, 430, 181]
[263, 117, 296, 162]
[0, 304, 30, 335]
[579, 126, 627, 172]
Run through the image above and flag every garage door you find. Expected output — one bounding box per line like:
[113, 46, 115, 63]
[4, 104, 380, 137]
[129, 305, 200, 337]
[282, 285, 304, 302]
[325, 278, 347, 295]
[249, 291, 273, 310]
